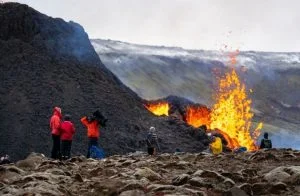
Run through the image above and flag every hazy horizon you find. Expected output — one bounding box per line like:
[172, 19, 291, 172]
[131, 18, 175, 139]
[8, 0, 300, 52]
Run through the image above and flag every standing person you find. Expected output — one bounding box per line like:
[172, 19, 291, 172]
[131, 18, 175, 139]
[260, 132, 272, 149]
[146, 127, 160, 155]
[50, 107, 62, 159]
[81, 110, 107, 158]
[60, 114, 75, 160]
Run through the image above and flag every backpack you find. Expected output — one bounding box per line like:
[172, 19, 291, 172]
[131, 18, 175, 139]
[89, 145, 105, 159]
[263, 139, 272, 148]
[146, 133, 158, 147]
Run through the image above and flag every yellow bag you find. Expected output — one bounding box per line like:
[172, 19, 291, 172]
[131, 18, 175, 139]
[210, 137, 223, 155]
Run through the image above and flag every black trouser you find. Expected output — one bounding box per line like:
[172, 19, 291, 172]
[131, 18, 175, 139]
[87, 137, 98, 158]
[61, 140, 72, 160]
[51, 134, 61, 159]
[148, 147, 155, 155]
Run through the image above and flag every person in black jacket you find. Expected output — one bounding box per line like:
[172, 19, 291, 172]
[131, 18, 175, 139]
[260, 132, 272, 149]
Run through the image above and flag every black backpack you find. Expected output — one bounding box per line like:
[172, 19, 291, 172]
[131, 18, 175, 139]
[263, 139, 272, 148]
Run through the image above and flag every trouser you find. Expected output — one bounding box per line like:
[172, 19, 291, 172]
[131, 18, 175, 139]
[87, 137, 98, 158]
[148, 147, 156, 155]
[51, 134, 61, 159]
[61, 140, 72, 160]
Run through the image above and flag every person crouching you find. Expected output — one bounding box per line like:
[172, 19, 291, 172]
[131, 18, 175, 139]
[60, 114, 75, 160]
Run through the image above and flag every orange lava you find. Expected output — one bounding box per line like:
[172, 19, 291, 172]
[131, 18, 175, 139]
[185, 105, 211, 128]
[144, 102, 169, 116]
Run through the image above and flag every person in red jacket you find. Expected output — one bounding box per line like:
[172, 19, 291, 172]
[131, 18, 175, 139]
[81, 110, 107, 158]
[60, 114, 75, 160]
[50, 107, 62, 159]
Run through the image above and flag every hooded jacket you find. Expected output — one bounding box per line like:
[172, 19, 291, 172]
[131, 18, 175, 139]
[210, 137, 223, 155]
[60, 121, 75, 140]
[50, 107, 62, 135]
[81, 116, 100, 138]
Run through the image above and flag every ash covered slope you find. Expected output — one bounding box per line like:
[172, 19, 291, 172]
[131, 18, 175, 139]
[92, 39, 300, 149]
[0, 3, 204, 160]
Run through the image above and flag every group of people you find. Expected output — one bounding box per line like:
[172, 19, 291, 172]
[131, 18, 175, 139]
[50, 106, 107, 160]
[206, 127, 273, 155]
[49, 106, 273, 160]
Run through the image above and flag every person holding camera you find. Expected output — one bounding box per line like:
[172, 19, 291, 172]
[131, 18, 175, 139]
[80, 110, 107, 158]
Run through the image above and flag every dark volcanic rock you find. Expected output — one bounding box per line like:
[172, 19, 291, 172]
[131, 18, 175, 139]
[0, 3, 205, 160]
[0, 150, 299, 195]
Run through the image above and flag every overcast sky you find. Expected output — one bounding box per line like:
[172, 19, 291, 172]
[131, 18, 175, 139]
[9, 0, 300, 52]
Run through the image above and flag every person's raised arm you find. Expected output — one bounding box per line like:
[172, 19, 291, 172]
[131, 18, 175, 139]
[80, 116, 88, 127]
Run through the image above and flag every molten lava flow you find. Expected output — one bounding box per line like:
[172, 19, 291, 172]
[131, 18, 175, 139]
[145, 102, 169, 116]
[185, 106, 211, 128]
[210, 68, 262, 151]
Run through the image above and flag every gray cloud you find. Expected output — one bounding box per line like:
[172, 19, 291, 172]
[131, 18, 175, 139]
[11, 0, 300, 52]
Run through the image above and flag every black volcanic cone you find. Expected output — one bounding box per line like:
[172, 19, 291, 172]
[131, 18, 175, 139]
[0, 3, 206, 160]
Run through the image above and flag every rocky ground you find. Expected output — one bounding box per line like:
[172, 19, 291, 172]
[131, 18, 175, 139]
[1, 149, 300, 196]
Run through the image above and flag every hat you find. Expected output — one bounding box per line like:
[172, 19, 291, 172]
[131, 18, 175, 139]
[149, 126, 156, 132]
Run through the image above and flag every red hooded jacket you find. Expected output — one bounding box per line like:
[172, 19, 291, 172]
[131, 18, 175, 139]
[50, 107, 62, 135]
[60, 121, 75, 140]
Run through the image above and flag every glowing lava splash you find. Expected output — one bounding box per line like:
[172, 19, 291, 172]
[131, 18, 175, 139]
[145, 102, 169, 116]
[209, 51, 263, 151]
[186, 106, 210, 128]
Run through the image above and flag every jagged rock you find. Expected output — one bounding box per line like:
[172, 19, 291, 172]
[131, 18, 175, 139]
[270, 182, 287, 194]
[295, 186, 300, 193]
[16, 153, 46, 170]
[192, 169, 205, 177]
[240, 168, 258, 178]
[251, 182, 269, 195]
[223, 178, 236, 188]
[228, 187, 248, 196]
[264, 166, 300, 184]
[1, 150, 300, 195]
[119, 182, 144, 192]
[133, 167, 162, 181]
[221, 172, 244, 182]
[69, 156, 86, 162]
[103, 168, 118, 176]
[19, 181, 66, 196]
[0, 168, 22, 184]
[45, 168, 67, 176]
[264, 167, 290, 183]
[188, 177, 212, 188]
[248, 151, 278, 161]
[6, 166, 25, 174]
[74, 173, 84, 182]
[198, 170, 224, 179]
[238, 183, 252, 195]
[147, 184, 177, 192]
[172, 174, 190, 186]
[119, 190, 146, 196]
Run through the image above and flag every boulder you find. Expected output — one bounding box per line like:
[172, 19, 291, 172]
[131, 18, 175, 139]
[172, 174, 190, 186]
[264, 166, 300, 184]
[16, 153, 46, 170]
[228, 187, 248, 196]
[120, 190, 146, 196]
[251, 182, 269, 195]
[133, 167, 162, 181]
[269, 182, 287, 194]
